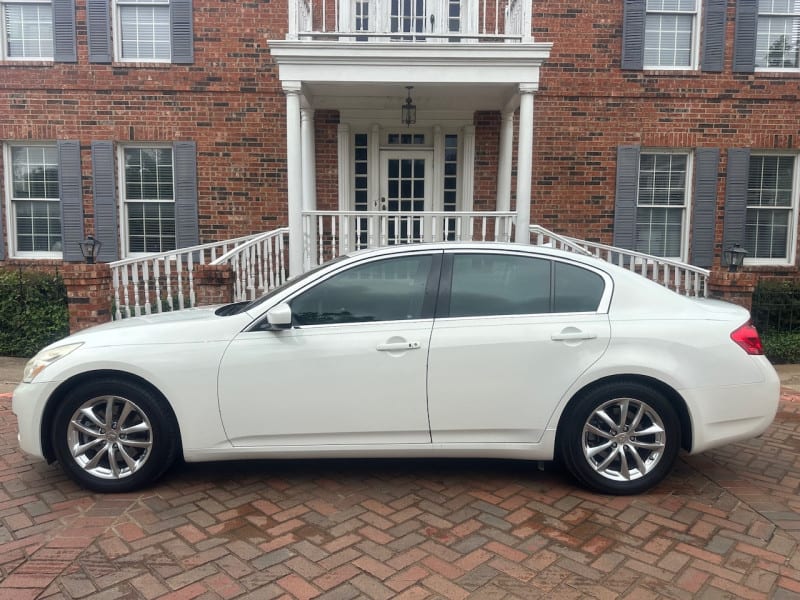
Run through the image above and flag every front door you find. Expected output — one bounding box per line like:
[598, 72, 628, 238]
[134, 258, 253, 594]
[380, 150, 432, 244]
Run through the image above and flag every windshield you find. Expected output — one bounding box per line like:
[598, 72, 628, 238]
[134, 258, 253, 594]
[241, 255, 348, 312]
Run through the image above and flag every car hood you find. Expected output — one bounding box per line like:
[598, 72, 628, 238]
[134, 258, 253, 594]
[52, 305, 253, 348]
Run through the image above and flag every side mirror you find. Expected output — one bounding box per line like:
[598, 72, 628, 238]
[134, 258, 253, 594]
[266, 302, 293, 330]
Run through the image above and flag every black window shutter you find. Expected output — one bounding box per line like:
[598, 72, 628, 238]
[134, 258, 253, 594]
[52, 0, 77, 62]
[58, 141, 85, 262]
[91, 142, 119, 262]
[722, 149, 751, 256]
[170, 0, 194, 64]
[87, 0, 112, 63]
[174, 141, 199, 248]
[701, 0, 726, 72]
[622, 0, 645, 70]
[613, 145, 641, 250]
[733, 0, 758, 73]
[690, 148, 720, 268]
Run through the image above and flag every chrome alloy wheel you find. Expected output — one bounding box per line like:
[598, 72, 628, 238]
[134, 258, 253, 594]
[67, 395, 153, 480]
[581, 397, 666, 482]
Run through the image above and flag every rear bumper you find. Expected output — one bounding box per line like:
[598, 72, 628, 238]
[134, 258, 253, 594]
[684, 357, 780, 454]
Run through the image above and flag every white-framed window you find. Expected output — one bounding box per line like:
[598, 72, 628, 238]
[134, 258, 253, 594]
[756, 0, 800, 70]
[1, 0, 53, 60]
[114, 0, 170, 62]
[744, 153, 799, 264]
[644, 0, 699, 68]
[120, 145, 176, 255]
[4, 143, 62, 257]
[635, 151, 692, 259]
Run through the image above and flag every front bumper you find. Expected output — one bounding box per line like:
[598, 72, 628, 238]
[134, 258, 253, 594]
[12, 380, 59, 461]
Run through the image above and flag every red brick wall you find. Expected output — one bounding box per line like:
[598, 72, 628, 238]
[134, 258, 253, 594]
[0, 0, 289, 267]
[315, 110, 340, 211]
[530, 0, 800, 270]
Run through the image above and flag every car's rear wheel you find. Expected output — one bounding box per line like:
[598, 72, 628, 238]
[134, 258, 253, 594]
[560, 382, 680, 495]
[52, 378, 178, 493]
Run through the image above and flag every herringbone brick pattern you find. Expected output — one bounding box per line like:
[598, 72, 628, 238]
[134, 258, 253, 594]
[2, 391, 800, 599]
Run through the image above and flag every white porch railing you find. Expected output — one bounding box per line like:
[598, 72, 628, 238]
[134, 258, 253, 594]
[304, 210, 515, 266]
[211, 228, 290, 302]
[289, 0, 532, 41]
[110, 233, 276, 319]
[530, 225, 710, 298]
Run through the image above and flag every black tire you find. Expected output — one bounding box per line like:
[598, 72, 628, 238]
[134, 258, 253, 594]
[52, 378, 179, 493]
[559, 381, 680, 495]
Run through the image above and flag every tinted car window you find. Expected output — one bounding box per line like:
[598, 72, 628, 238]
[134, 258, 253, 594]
[449, 254, 551, 317]
[553, 261, 605, 313]
[291, 255, 433, 325]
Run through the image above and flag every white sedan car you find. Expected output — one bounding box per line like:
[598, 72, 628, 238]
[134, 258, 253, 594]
[13, 243, 779, 495]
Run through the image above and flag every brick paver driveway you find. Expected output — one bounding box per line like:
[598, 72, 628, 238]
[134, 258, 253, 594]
[1, 390, 799, 599]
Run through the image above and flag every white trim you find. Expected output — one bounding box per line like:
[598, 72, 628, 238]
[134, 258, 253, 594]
[744, 152, 800, 267]
[0, 0, 54, 61]
[3, 141, 62, 259]
[635, 149, 693, 262]
[337, 122, 351, 211]
[461, 124, 475, 212]
[642, 0, 701, 70]
[117, 142, 176, 259]
[112, 0, 171, 63]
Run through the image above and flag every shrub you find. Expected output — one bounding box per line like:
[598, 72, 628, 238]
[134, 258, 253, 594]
[761, 331, 800, 365]
[751, 280, 800, 334]
[0, 269, 69, 357]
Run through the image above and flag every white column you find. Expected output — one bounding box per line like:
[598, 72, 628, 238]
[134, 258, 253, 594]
[461, 124, 476, 213]
[284, 81, 304, 275]
[496, 110, 514, 213]
[301, 106, 316, 270]
[337, 123, 351, 255]
[514, 84, 535, 244]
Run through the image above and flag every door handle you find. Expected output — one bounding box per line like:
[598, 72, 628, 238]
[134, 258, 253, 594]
[551, 331, 597, 342]
[377, 341, 421, 351]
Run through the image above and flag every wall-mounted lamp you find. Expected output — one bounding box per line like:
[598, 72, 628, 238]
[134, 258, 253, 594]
[78, 235, 102, 264]
[723, 244, 747, 272]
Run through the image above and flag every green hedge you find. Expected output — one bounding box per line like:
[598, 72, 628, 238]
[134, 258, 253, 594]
[762, 331, 800, 365]
[0, 269, 70, 357]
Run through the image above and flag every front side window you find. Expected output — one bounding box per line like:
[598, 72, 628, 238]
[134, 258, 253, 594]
[291, 255, 433, 325]
[116, 0, 170, 61]
[644, 0, 698, 68]
[745, 154, 797, 262]
[636, 152, 690, 258]
[2, 0, 53, 59]
[756, 0, 800, 69]
[447, 254, 605, 317]
[122, 146, 175, 254]
[6, 144, 61, 256]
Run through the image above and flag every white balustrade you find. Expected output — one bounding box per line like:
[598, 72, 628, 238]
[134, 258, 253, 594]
[110, 233, 273, 320]
[288, 0, 531, 41]
[304, 210, 515, 265]
[529, 225, 709, 298]
[211, 228, 290, 302]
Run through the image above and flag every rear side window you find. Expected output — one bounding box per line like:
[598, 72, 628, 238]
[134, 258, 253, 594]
[291, 255, 433, 325]
[449, 254, 551, 317]
[447, 253, 605, 317]
[554, 262, 605, 313]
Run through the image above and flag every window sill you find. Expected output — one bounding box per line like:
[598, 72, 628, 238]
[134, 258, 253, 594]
[0, 60, 55, 67]
[111, 61, 173, 69]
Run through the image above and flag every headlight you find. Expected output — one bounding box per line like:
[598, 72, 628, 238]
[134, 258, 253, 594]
[22, 343, 83, 383]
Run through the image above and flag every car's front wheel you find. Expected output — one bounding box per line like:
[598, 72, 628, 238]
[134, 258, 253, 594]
[52, 378, 178, 493]
[560, 381, 680, 495]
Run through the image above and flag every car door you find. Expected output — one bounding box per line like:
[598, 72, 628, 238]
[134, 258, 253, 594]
[427, 250, 611, 444]
[217, 251, 441, 447]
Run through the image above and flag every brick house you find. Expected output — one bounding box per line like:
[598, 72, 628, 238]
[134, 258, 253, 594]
[0, 0, 798, 327]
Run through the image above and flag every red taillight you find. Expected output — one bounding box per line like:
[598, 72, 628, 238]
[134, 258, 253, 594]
[731, 322, 764, 355]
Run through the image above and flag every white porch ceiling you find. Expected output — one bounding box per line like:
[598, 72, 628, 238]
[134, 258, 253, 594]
[269, 41, 553, 112]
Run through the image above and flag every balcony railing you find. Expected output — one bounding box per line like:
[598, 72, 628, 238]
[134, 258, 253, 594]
[288, 0, 532, 41]
[530, 225, 709, 298]
[304, 210, 516, 267]
[212, 229, 290, 302]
